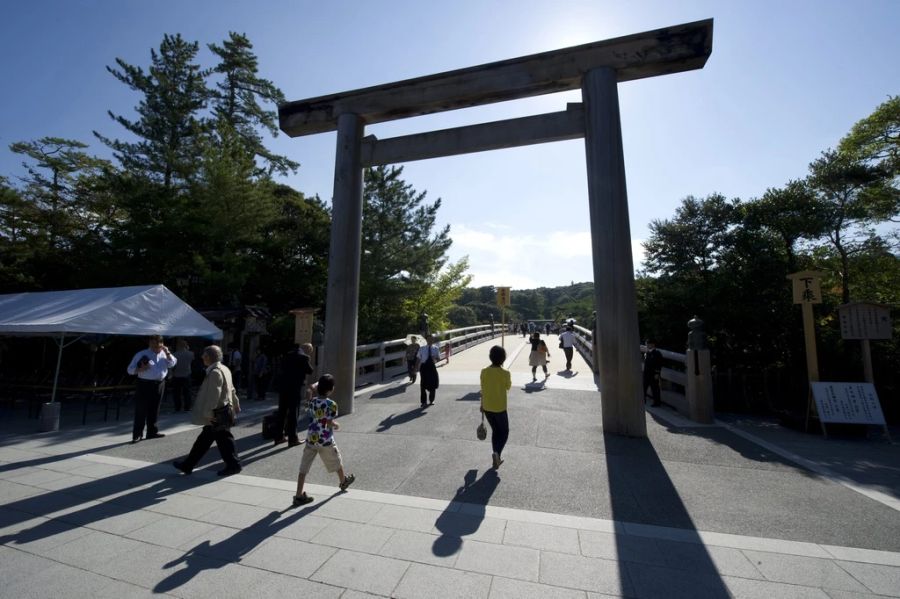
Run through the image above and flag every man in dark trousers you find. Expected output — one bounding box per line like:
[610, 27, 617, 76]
[274, 343, 313, 447]
[643, 339, 663, 407]
[126, 335, 177, 443]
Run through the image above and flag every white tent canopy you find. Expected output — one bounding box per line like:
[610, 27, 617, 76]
[0, 284, 222, 338]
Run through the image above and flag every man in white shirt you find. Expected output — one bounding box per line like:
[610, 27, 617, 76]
[126, 335, 177, 443]
[559, 325, 577, 371]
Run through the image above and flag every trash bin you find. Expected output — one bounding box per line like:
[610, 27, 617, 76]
[40, 402, 61, 432]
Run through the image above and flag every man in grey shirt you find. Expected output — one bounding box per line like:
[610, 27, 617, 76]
[171, 339, 195, 412]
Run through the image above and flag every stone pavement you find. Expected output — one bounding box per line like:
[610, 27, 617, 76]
[1, 335, 899, 598]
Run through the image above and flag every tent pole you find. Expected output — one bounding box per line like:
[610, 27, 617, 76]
[50, 333, 64, 403]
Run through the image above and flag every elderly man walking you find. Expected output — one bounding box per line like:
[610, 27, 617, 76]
[173, 345, 243, 476]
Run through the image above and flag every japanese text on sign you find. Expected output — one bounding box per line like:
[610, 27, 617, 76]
[496, 287, 511, 307]
[792, 276, 822, 304]
[810, 382, 885, 425]
[838, 303, 892, 340]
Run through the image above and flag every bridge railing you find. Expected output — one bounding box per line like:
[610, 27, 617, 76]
[641, 345, 714, 424]
[567, 322, 713, 424]
[353, 324, 507, 387]
[570, 324, 595, 368]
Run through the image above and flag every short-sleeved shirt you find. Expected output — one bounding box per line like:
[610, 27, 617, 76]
[559, 330, 576, 348]
[480, 366, 511, 413]
[306, 396, 338, 447]
[417, 344, 440, 363]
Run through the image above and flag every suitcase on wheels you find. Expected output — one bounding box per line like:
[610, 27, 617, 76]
[262, 411, 280, 439]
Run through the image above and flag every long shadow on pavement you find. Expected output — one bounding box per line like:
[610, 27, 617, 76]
[377, 406, 428, 432]
[605, 432, 731, 598]
[432, 468, 500, 557]
[0, 463, 218, 547]
[154, 494, 338, 594]
[0, 441, 126, 474]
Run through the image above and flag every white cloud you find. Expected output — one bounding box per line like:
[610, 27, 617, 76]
[448, 224, 647, 288]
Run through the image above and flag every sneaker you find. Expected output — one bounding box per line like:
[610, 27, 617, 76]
[492, 453, 504, 469]
[293, 493, 314, 506]
[131, 437, 142, 444]
[217, 465, 242, 477]
[339, 473, 356, 491]
[273, 437, 286, 446]
[147, 432, 166, 439]
[287, 438, 302, 448]
[173, 460, 192, 475]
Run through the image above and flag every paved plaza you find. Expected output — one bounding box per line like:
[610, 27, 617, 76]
[1, 335, 899, 598]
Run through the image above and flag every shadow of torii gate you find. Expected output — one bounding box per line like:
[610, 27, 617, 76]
[279, 20, 713, 437]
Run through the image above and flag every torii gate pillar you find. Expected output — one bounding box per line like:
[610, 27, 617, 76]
[279, 19, 713, 431]
[583, 68, 646, 436]
[323, 113, 365, 414]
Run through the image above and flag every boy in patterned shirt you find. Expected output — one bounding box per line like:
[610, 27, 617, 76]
[293, 374, 355, 506]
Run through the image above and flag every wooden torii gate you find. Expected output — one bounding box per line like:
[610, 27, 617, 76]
[279, 20, 713, 437]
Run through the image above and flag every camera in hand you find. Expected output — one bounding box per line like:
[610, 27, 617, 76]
[137, 356, 151, 368]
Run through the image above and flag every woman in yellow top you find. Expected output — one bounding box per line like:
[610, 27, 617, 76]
[480, 345, 512, 469]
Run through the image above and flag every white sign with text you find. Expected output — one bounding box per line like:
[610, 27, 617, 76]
[810, 382, 886, 425]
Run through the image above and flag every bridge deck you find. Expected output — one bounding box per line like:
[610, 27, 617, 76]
[437, 333, 598, 391]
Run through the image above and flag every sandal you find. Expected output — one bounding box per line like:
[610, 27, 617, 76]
[292, 493, 314, 506]
[339, 473, 355, 491]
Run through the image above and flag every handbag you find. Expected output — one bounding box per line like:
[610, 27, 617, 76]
[212, 403, 235, 431]
[476, 411, 487, 440]
[212, 374, 237, 431]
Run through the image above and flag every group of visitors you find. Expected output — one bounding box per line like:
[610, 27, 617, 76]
[127, 334, 354, 503]
[125, 324, 662, 505]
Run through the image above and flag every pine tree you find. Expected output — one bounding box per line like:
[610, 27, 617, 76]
[94, 33, 209, 189]
[208, 32, 299, 176]
[358, 166, 456, 340]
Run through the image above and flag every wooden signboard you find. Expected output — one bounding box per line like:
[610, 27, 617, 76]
[838, 302, 892, 340]
[496, 286, 511, 307]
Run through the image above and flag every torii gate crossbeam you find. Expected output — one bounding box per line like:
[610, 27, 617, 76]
[279, 19, 713, 437]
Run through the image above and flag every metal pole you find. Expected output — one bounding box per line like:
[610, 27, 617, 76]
[50, 333, 65, 403]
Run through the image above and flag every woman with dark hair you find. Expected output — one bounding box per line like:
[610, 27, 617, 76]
[528, 332, 551, 382]
[417, 334, 441, 406]
[481, 345, 511, 469]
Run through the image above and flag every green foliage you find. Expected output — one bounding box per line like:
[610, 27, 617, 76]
[405, 257, 472, 333]
[808, 149, 899, 303]
[839, 95, 899, 176]
[742, 180, 824, 271]
[357, 166, 460, 341]
[94, 34, 209, 190]
[207, 32, 298, 177]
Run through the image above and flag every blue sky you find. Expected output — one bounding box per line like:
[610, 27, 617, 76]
[2, 0, 898, 289]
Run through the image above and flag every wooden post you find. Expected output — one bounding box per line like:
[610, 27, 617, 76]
[582, 67, 646, 438]
[323, 112, 365, 416]
[801, 302, 820, 383]
[788, 271, 823, 432]
[861, 339, 874, 383]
